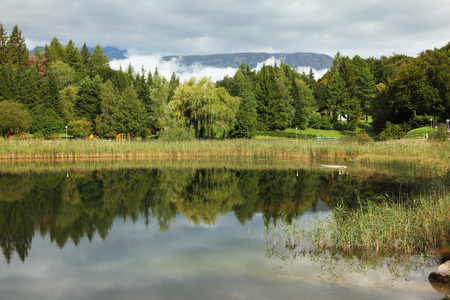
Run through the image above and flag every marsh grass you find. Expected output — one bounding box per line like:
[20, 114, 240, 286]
[268, 194, 450, 257]
[1, 139, 449, 172]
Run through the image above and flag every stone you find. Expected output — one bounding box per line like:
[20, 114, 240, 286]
[429, 260, 450, 282]
[429, 261, 450, 294]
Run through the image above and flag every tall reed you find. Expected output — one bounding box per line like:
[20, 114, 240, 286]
[289, 194, 450, 256]
[1, 139, 449, 172]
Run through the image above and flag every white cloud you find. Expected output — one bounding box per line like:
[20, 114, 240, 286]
[110, 55, 239, 83]
[110, 55, 328, 83]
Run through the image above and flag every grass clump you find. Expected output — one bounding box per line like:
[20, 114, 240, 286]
[309, 195, 450, 256]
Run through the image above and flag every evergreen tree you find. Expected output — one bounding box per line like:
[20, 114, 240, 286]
[42, 71, 63, 118]
[150, 73, 171, 133]
[0, 64, 11, 101]
[80, 43, 91, 73]
[90, 44, 109, 75]
[135, 68, 151, 110]
[230, 69, 257, 138]
[6, 25, 28, 66]
[0, 24, 7, 64]
[18, 66, 40, 110]
[291, 78, 315, 130]
[168, 72, 180, 101]
[254, 65, 273, 130]
[327, 70, 348, 122]
[115, 86, 147, 136]
[357, 67, 376, 123]
[64, 40, 83, 72]
[44, 37, 65, 63]
[74, 75, 103, 123]
[254, 65, 294, 130]
[99, 80, 119, 136]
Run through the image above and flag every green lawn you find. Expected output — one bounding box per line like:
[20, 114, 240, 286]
[266, 119, 375, 139]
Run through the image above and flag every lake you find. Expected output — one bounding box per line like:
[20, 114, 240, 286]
[0, 160, 447, 299]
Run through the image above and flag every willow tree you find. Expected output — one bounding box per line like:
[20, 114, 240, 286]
[170, 77, 240, 139]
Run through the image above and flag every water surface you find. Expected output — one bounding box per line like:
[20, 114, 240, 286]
[0, 162, 447, 299]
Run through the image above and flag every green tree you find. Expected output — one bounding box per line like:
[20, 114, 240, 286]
[357, 67, 376, 123]
[48, 60, 75, 88]
[90, 44, 109, 75]
[171, 77, 240, 138]
[327, 70, 348, 121]
[60, 85, 78, 123]
[80, 43, 91, 73]
[44, 37, 65, 63]
[64, 40, 83, 72]
[291, 78, 315, 130]
[150, 73, 171, 134]
[42, 71, 63, 117]
[74, 75, 103, 123]
[0, 100, 30, 137]
[115, 86, 147, 136]
[98, 80, 119, 136]
[6, 25, 28, 66]
[229, 70, 257, 138]
[254, 65, 294, 130]
[0, 24, 7, 64]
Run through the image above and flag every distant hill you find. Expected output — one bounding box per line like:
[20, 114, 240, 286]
[162, 52, 333, 70]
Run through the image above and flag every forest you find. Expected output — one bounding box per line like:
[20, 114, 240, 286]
[1, 24, 449, 140]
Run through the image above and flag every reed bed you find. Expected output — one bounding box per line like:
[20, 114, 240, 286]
[1, 139, 449, 171]
[271, 194, 450, 257]
[313, 195, 450, 255]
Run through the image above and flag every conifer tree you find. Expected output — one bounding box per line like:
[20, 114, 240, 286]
[43, 71, 63, 117]
[357, 67, 376, 122]
[230, 69, 257, 138]
[90, 44, 109, 75]
[65, 40, 83, 72]
[44, 37, 65, 63]
[74, 75, 103, 123]
[80, 43, 91, 72]
[150, 73, 171, 133]
[0, 24, 7, 64]
[99, 80, 119, 135]
[115, 86, 147, 136]
[6, 25, 28, 66]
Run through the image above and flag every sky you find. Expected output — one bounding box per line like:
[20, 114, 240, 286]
[2, 0, 449, 81]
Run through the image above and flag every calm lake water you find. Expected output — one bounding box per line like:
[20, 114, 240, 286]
[0, 161, 448, 299]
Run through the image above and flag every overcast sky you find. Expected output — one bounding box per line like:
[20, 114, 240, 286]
[2, 0, 449, 59]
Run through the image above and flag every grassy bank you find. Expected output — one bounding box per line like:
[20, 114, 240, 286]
[1, 139, 449, 172]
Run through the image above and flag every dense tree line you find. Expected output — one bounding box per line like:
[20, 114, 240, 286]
[1, 24, 449, 139]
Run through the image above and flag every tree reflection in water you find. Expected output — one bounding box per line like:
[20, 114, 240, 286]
[0, 166, 447, 264]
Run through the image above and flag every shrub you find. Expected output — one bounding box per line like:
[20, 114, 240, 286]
[68, 119, 92, 138]
[158, 125, 195, 141]
[353, 131, 373, 145]
[31, 109, 64, 138]
[429, 127, 448, 142]
[309, 114, 333, 130]
[407, 115, 433, 129]
[378, 122, 409, 140]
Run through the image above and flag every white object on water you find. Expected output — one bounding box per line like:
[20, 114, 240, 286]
[320, 164, 347, 169]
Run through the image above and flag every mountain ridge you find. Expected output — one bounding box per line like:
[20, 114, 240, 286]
[162, 52, 333, 70]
